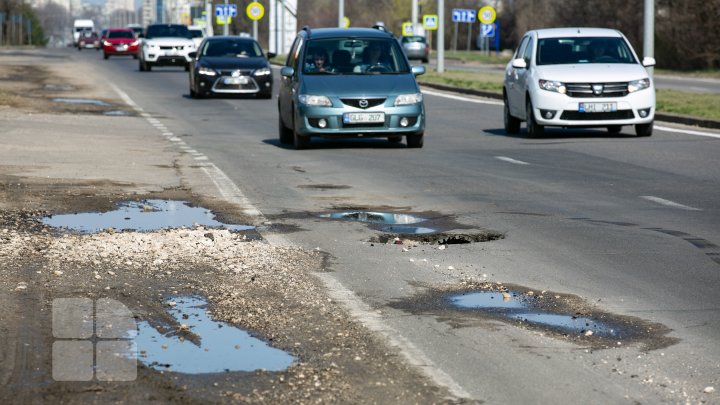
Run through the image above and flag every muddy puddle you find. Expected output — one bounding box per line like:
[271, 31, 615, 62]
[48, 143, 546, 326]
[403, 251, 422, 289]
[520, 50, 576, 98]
[52, 97, 112, 106]
[42, 199, 255, 233]
[135, 296, 294, 373]
[318, 209, 504, 244]
[391, 283, 679, 350]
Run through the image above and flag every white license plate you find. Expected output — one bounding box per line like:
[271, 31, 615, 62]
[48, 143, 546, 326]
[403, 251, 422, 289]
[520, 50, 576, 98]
[224, 76, 249, 85]
[116, 45, 127, 51]
[579, 102, 617, 113]
[343, 112, 385, 124]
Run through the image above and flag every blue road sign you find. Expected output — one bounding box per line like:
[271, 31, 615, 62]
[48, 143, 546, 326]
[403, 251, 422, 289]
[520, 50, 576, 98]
[228, 4, 237, 17]
[215, 4, 225, 16]
[481, 23, 496, 38]
[451, 9, 476, 23]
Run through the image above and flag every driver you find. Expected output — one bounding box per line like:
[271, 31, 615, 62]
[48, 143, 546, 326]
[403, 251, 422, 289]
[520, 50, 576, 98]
[354, 42, 390, 72]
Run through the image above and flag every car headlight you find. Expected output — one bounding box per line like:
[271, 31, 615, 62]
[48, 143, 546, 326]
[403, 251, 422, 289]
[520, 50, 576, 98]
[394, 93, 423, 106]
[198, 67, 217, 76]
[538, 79, 566, 94]
[254, 67, 272, 76]
[628, 78, 651, 93]
[130, 40, 139, 46]
[103, 41, 111, 46]
[299, 95, 332, 107]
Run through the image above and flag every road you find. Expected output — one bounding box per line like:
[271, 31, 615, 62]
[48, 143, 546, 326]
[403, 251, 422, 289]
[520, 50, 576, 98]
[65, 49, 720, 402]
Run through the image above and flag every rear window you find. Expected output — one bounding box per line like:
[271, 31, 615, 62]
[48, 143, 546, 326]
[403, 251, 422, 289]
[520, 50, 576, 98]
[402, 36, 426, 44]
[536, 36, 637, 65]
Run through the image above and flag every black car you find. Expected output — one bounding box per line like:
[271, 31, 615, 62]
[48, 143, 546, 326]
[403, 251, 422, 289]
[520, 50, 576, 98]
[188, 36, 275, 99]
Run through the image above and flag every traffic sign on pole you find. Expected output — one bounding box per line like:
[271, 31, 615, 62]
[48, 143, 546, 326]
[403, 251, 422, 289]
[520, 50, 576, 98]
[481, 23, 495, 38]
[246, 2, 264, 21]
[402, 22, 413, 36]
[479, 6, 496, 24]
[423, 14, 438, 30]
[451, 9, 476, 23]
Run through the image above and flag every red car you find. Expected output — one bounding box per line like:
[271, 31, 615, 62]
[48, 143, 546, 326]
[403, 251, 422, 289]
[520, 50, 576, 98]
[102, 28, 140, 59]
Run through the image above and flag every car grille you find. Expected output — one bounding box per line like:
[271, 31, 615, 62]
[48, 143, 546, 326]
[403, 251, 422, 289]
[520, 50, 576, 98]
[340, 98, 386, 109]
[560, 110, 635, 120]
[565, 82, 629, 98]
[160, 45, 185, 51]
[218, 69, 253, 76]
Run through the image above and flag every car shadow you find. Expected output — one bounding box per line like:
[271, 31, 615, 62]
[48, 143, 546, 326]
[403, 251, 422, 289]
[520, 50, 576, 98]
[484, 127, 642, 140]
[262, 137, 412, 150]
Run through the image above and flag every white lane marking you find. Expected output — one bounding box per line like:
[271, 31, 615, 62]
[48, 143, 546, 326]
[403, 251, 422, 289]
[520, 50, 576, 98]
[655, 125, 720, 139]
[641, 196, 701, 211]
[495, 156, 530, 165]
[108, 80, 473, 402]
[421, 89, 503, 106]
[314, 273, 472, 400]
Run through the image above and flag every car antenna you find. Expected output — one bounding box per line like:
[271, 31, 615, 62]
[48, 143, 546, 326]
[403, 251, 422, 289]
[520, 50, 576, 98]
[303, 25, 312, 39]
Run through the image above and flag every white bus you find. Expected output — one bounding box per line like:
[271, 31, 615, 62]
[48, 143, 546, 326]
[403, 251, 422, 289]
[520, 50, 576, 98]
[73, 19, 95, 45]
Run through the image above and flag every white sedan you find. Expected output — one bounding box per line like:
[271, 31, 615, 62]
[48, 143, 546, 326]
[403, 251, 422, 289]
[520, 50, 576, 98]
[503, 27, 656, 137]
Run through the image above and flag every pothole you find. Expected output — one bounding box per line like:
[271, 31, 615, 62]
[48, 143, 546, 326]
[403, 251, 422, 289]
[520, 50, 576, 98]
[103, 110, 131, 116]
[44, 83, 76, 91]
[52, 97, 112, 106]
[371, 230, 505, 244]
[390, 283, 680, 350]
[41, 199, 255, 234]
[135, 296, 295, 373]
[319, 211, 425, 225]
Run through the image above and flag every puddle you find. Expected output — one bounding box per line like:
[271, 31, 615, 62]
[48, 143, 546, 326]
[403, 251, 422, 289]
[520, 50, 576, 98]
[103, 110, 130, 116]
[320, 211, 425, 224]
[381, 225, 437, 234]
[42, 199, 255, 233]
[390, 284, 680, 350]
[44, 83, 76, 91]
[52, 97, 111, 106]
[135, 296, 294, 373]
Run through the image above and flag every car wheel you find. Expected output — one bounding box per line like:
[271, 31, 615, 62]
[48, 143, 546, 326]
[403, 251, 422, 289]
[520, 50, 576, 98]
[526, 99, 544, 138]
[189, 84, 196, 98]
[139, 59, 145, 71]
[103, 53, 109, 60]
[278, 115, 293, 144]
[635, 122, 653, 137]
[133, 54, 138, 60]
[607, 125, 622, 134]
[388, 136, 402, 143]
[406, 133, 424, 148]
[184, 64, 190, 72]
[422, 57, 429, 63]
[292, 111, 311, 150]
[504, 95, 521, 134]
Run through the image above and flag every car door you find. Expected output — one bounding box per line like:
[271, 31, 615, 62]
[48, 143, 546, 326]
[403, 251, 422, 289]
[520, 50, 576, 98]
[279, 36, 303, 128]
[508, 34, 535, 118]
[506, 35, 529, 116]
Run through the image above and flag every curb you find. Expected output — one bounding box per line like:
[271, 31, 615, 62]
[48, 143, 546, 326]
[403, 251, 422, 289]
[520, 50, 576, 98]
[418, 81, 720, 130]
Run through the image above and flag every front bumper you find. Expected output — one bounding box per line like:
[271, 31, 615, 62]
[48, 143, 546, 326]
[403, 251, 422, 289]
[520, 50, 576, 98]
[196, 73, 272, 95]
[142, 49, 192, 65]
[531, 89, 655, 127]
[104, 44, 139, 55]
[294, 103, 425, 138]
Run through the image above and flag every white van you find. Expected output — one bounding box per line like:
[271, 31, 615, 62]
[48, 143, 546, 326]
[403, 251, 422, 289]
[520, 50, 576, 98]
[73, 19, 95, 46]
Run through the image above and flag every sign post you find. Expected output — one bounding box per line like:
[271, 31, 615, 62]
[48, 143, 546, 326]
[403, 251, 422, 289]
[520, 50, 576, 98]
[246, 2, 264, 39]
[478, 5, 496, 56]
[422, 14, 438, 52]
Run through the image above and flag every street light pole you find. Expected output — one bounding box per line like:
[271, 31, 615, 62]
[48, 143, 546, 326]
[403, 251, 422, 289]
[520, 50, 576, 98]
[338, 0, 344, 27]
[643, 0, 654, 76]
[438, 0, 444, 73]
[412, 0, 418, 34]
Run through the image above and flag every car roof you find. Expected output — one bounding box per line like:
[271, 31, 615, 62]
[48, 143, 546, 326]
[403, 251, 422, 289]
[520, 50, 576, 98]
[532, 27, 623, 39]
[108, 28, 133, 32]
[302, 27, 394, 40]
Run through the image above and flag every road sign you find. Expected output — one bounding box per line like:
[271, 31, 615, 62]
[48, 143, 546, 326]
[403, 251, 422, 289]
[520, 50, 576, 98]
[342, 17, 350, 28]
[402, 22, 413, 36]
[228, 4, 237, 17]
[215, 4, 225, 16]
[451, 8, 476, 23]
[481, 23, 495, 38]
[423, 14, 438, 30]
[479, 6, 496, 24]
[246, 2, 264, 21]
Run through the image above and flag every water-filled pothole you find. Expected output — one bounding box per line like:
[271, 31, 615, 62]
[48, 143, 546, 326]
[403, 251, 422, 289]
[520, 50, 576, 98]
[319, 211, 425, 224]
[52, 97, 111, 106]
[390, 284, 679, 350]
[44, 83, 76, 91]
[135, 296, 294, 373]
[381, 225, 437, 234]
[42, 199, 255, 233]
[103, 110, 130, 116]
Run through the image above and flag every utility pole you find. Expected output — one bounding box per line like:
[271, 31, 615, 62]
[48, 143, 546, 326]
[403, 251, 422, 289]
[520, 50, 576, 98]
[438, 0, 444, 73]
[338, 0, 344, 27]
[411, 0, 418, 34]
[643, 0, 654, 76]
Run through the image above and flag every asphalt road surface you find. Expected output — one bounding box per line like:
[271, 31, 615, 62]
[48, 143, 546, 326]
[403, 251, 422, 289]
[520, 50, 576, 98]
[69, 49, 720, 403]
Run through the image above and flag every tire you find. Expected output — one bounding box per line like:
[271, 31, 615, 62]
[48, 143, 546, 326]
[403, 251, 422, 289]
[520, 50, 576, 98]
[406, 133, 424, 148]
[422, 57, 429, 63]
[635, 122, 653, 137]
[607, 125, 622, 134]
[139, 59, 146, 71]
[504, 95, 521, 134]
[184, 63, 190, 72]
[526, 99, 544, 138]
[133, 54, 138, 60]
[146, 62, 152, 72]
[291, 109, 310, 149]
[278, 115, 293, 144]
[103, 54, 109, 60]
[388, 136, 402, 143]
[189, 84, 196, 98]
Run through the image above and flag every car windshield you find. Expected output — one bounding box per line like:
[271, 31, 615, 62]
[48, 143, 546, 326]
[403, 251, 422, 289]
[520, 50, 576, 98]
[201, 40, 263, 58]
[189, 29, 204, 38]
[536, 36, 637, 65]
[108, 31, 134, 39]
[302, 38, 410, 75]
[145, 25, 190, 39]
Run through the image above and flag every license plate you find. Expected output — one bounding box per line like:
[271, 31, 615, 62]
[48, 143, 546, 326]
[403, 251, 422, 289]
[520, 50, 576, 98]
[224, 76, 249, 85]
[579, 102, 617, 113]
[116, 45, 127, 51]
[343, 112, 385, 124]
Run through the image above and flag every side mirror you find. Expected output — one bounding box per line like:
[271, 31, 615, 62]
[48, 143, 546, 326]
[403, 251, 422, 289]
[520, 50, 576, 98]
[267, 52, 277, 59]
[188, 51, 197, 59]
[411, 65, 425, 76]
[511, 58, 527, 69]
[642, 57, 656, 67]
[280, 66, 294, 77]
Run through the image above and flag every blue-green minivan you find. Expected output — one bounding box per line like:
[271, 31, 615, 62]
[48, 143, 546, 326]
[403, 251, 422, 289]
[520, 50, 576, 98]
[278, 27, 426, 149]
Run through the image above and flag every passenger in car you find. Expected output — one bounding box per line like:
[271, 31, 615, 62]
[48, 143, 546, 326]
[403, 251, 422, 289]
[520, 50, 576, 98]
[354, 42, 390, 72]
[306, 48, 335, 72]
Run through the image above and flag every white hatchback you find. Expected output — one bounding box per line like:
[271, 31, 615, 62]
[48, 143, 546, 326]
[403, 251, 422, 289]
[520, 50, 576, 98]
[503, 27, 656, 137]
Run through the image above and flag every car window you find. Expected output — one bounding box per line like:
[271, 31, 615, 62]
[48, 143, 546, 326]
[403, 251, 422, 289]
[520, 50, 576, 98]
[287, 36, 303, 72]
[536, 36, 637, 65]
[302, 38, 410, 75]
[189, 29, 204, 38]
[402, 36, 425, 44]
[522, 37, 534, 64]
[145, 25, 190, 39]
[515, 35, 529, 60]
[108, 31, 134, 39]
[201, 40, 263, 57]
